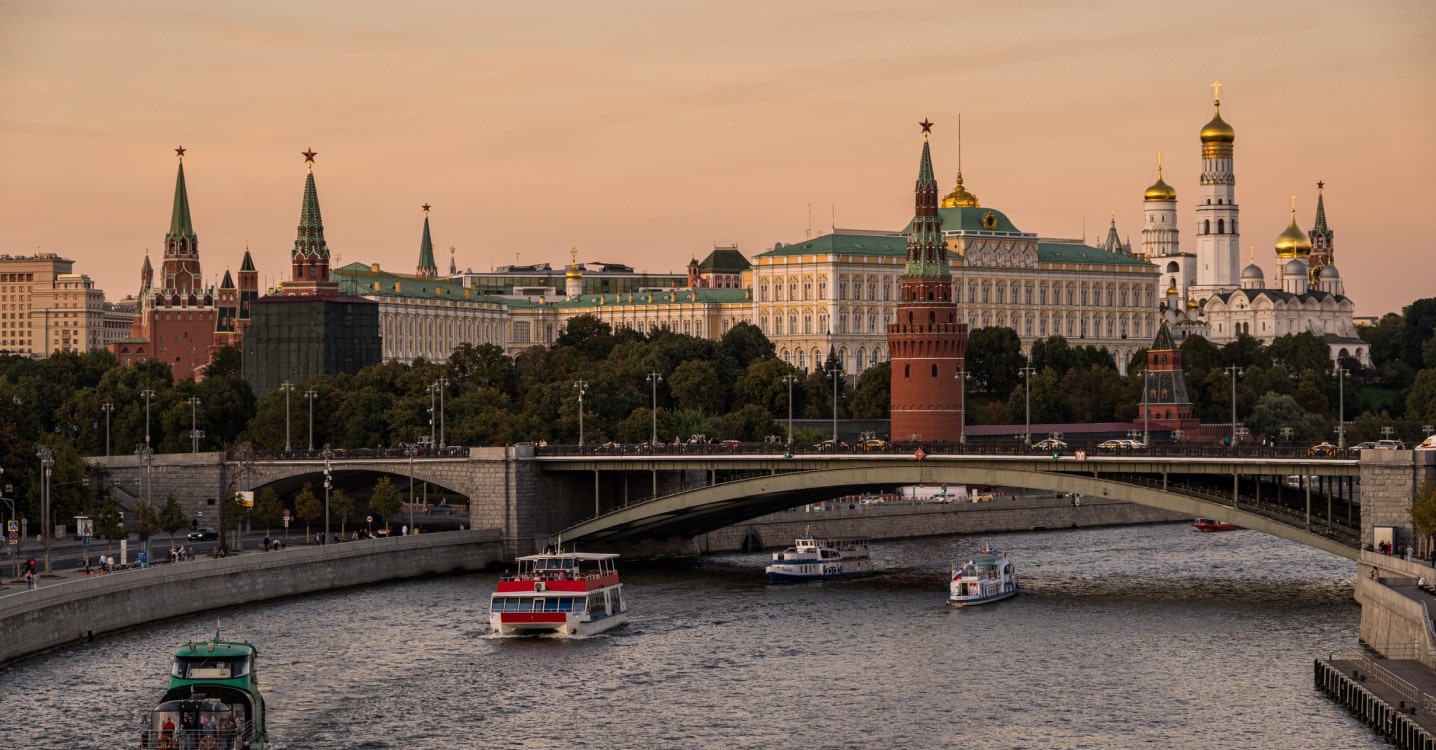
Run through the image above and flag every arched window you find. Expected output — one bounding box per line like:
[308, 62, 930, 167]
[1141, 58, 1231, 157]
[904, 364, 910, 378]
[1217, 218, 1225, 234]
[1203, 219, 1211, 234]
[931, 364, 938, 377]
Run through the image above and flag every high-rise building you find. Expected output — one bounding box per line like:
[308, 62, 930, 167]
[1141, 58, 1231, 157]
[0, 253, 123, 356]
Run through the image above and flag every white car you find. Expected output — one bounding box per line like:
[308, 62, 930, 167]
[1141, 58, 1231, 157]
[1418, 436, 1436, 451]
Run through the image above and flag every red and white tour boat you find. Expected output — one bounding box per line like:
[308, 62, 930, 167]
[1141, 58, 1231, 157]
[1192, 517, 1242, 532]
[489, 551, 628, 637]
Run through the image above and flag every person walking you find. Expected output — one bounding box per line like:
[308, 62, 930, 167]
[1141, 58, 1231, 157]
[24, 570, 35, 589]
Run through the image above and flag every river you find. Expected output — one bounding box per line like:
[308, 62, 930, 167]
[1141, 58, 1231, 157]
[0, 522, 1379, 749]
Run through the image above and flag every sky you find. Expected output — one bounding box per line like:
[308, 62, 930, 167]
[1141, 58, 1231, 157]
[2, 0, 1433, 315]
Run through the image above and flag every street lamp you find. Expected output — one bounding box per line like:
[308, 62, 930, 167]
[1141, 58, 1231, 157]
[279, 381, 295, 451]
[100, 402, 115, 457]
[140, 388, 156, 449]
[782, 374, 798, 445]
[1280, 426, 1294, 444]
[187, 397, 201, 453]
[1333, 365, 1347, 449]
[955, 365, 972, 445]
[407, 444, 417, 533]
[427, 383, 437, 448]
[574, 380, 589, 446]
[321, 445, 333, 544]
[646, 372, 662, 445]
[1018, 366, 1037, 446]
[305, 389, 318, 451]
[826, 350, 841, 444]
[434, 377, 449, 448]
[36, 444, 53, 575]
[1224, 365, 1244, 447]
[1142, 370, 1152, 447]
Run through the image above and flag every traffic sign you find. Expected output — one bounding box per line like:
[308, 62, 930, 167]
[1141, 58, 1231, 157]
[283, 517, 290, 528]
[6, 520, 16, 533]
[197, 512, 203, 519]
[83, 537, 91, 546]
[1075, 450, 1087, 462]
[6, 531, 16, 544]
[283, 509, 291, 518]
[366, 515, 373, 523]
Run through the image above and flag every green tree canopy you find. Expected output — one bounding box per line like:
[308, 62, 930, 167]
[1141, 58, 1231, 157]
[158, 493, 187, 548]
[369, 477, 401, 526]
[252, 487, 283, 535]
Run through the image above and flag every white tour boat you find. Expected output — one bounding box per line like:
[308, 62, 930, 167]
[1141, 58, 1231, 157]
[765, 535, 875, 583]
[947, 546, 1019, 606]
[489, 551, 628, 637]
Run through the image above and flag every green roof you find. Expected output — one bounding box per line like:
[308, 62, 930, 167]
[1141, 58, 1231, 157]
[1036, 241, 1154, 267]
[901, 206, 1024, 234]
[167, 161, 196, 242]
[757, 232, 908, 259]
[559, 288, 749, 308]
[699, 247, 751, 273]
[416, 214, 436, 272]
[333, 263, 505, 304]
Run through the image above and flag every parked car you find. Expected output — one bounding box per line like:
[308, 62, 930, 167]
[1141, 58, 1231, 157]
[187, 527, 219, 541]
[429, 504, 454, 515]
[1417, 436, 1436, 451]
[1351, 441, 1377, 450]
[1307, 442, 1340, 457]
[1032, 438, 1067, 452]
[714, 439, 742, 451]
[813, 439, 849, 452]
[856, 438, 888, 452]
[597, 441, 624, 453]
[1375, 440, 1407, 450]
[1097, 439, 1130, 450]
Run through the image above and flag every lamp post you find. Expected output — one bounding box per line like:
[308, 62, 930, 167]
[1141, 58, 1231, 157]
[36, 444, 53, 575]
[140, 388, 156, 449]
[305, 389, 318, 451]
[782, 374, 798, 445]
[1333, 365, 1347, 449]
[407, 444, 417, 533]
[186, 397, 201, 453]
[1224, 365, 1244, 447]
[0, 469, 16, 580]
[321, 445, 332, 544]
[101, 402, 114, 457]
[954, 365, 972, 445]
[1142, 370, 1152, 447]
[1018, 366, 1037, 446]
[646, 372, 662, 446]
[279, 381, 295, 451]
[427, 383, 437, 448]
[434, 377, 449, 449]
[574, 380, 589, 446]
[1280, 426, 1294, 444]
[827, 351, 840, 444]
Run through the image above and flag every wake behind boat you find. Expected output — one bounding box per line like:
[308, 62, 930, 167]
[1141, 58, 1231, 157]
[1192, 517, 1242, 532]
[490, 551, 628, 637]
[765, 535, 874, 583]
[140, 632, 268, 749]
[947, 546, 1019, 607]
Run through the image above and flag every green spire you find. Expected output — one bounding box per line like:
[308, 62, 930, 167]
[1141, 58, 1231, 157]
[905, 121, 948, 278]
[417, 205, 436, 275]
[220, 268, 234, 288]
[916, 138, 937, 191]
[292, 168, 329, 260]
[141, 252, 152, 272]
[167, 159, 196, 243]
[240, 248, 256, 272]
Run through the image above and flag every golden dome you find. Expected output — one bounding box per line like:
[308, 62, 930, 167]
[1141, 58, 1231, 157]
[1166, 278, 1179, 295]
[941, 172, 980, 208]
[1144, 174, 1177, 202]
[1274, 209, 1311, 258]
[565, 266, 581, 281]
[1200, 102, 1235, 144]
[565, 246, 582, 280]
[1186, 297, 1199, 310]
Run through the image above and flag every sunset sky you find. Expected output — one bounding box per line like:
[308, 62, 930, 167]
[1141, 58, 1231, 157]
[2, 1, 1432, 315]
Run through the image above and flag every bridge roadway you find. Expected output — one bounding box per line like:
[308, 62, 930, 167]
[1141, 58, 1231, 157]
[540, 452, 1362, 558]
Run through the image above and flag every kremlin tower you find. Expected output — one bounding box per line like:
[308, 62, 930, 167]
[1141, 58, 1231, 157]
[1136, 321, 1197, 433]
[1192, 82, 1242, 301]
[887, 120, 968, 442]
[416, 204, 438, 278]
[282, 149, 340, 297]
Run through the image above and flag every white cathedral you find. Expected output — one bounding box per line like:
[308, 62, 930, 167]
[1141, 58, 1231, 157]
[1143, 85, 1368, 366]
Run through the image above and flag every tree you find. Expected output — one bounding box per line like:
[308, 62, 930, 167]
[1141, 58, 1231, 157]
[330, 487, 354, 537]
[1244, 392, 1328, 442]
[1408, 481, 1436, 557]
[294, 483, 322, 541]
[718, 404, 777, 442]
[1402, 298, 1436, 369]
[668, 360, 722, 414]
[965, 327, 1024, 397]
[1361, 313, 1406, 368]
[719, 322, 775, 373]
[369, 477, 401, 530]
[252, 487, 283, 536]
[158, 493, 187, 549]
[1406, 369, 1436, 424]
[555, 315, 615, 361]
[92, 495, 127, 562]
[132, 499, 159, 554]
[848, 362, 891, 419]
[1028, 336, 1075, 376]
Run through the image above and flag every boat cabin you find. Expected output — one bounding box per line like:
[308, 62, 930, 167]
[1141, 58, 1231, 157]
[145, 699, 249, 747]
[509, 552, 619, 582]
[172, 652, 252, 681]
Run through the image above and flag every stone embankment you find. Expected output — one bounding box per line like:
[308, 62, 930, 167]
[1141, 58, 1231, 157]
[0, 529, 503, 666]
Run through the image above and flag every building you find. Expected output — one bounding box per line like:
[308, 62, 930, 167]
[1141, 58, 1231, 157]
[243, 150, 380, 395]
[455, 261, 686, 299]
[888, 121, 967, 442]
[686, 246, 751, 289]
[1190, 83, 1242, 303]
[108, 149, 258, 376]
[1136, 321, 1198, 434]
[0, 253, 126, 357]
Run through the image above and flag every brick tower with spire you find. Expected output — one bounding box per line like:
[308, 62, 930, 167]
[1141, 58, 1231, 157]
[1136, 320, 1197, 431]
[283, 149, 340, 296]
[1307, 182, 1334, 282]
[888, 121, 968, 442]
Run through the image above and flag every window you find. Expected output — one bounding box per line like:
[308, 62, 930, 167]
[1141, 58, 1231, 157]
[839, 281, 847, 300]
[1217, 218, 1225, 234]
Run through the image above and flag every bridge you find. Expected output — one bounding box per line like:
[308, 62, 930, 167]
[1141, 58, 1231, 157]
[86, 445, 1430, 560]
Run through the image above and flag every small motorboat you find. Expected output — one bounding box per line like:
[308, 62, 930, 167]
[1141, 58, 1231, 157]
[1192, 517, 1242, 532]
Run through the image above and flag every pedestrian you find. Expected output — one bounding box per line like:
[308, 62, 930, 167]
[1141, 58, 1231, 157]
[262, 535, 270, 552]
[24, 570, 34, 589]
[402, 524, 408, 537]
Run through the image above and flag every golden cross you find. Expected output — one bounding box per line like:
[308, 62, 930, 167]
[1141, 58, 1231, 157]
[1211, 80, 1222, 102]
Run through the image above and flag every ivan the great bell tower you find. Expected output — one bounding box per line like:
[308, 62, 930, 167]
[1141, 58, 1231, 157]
[888, 121, 968, 442]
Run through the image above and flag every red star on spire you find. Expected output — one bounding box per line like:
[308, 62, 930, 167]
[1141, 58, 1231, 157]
[1316, 180, 1325, 191]
[175, 145, 186, 158]
[422, 203, 431, 213]
[302, 148, 317, 163]
[919, 119, 934, 134]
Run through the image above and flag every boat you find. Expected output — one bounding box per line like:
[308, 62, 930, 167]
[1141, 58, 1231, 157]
[1192, 517, 1242, 532]
[765, 534, 874, 583]
[140, 632, 267, 749]
[490, 551, 628, 637]
[947, 546, 1019, 606]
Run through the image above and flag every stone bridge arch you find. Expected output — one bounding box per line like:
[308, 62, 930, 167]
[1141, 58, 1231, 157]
[559, 465, 1357, 560]
[239, 459, 473, 502]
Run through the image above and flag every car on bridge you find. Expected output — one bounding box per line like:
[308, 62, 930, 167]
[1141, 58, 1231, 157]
[1308, 442, 1342, 457]
[1032, 438, 1067, 452]
[1375, 439, 1407, 450]
[1097, 439, 1144, 450]
[856, 438, 888, 452]
[1351, 441, 1377, 450]
[1418, 436, 1436, 451]
[187, 527, 219, 541]
[813, 439, 849, 452]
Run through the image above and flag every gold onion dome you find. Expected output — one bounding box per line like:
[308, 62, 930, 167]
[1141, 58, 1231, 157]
[1186, 297, 1200, 310]
[1166, 278, 1179, 295]
[1144, 173, 1177, 202]
[1274, 210, 1311, 258]
[1200, 102, 1235, 144]
[942, 172, 980, 208]
[565, 265, 581, 280]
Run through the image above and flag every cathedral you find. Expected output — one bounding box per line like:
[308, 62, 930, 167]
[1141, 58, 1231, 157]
[1147, 86, 1367, 365]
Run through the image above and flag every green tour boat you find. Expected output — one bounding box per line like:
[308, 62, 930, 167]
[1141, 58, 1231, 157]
[139, 633, 267, 750]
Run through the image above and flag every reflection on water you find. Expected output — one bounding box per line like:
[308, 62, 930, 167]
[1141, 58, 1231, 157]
[0, 523, 1380, 749]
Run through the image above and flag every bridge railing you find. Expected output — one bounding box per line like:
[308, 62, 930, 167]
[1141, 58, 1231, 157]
[534, 440, 1353, 461]
[567, 467, 824, 527]
[1110, 473, 1359, 547]
[236, 445, 469, 461]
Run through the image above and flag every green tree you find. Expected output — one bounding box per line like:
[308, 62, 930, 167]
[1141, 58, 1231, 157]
[1244, 392, 1328, 442]
[158, 493, 187, 549]
[848, 362, 891, 419]
[369, 477, 401, 530]
[1408, 481, 1436, 557]
[1402, 298, 1436, 369]
[719, 403, 777, 442]
[132, 499, 159, 553]
[965, 327, 1025, 397]
[1406, 369, 1436, 424]
[252, 487, 283, 536]
[668, 360, 722, 414]
[1028, 336, 1075, 376]
[1361, 312, 1406, 368]
[330, 487, 354, 537]
[92, 495, 127, 562]
[719, 321, 775, 373]
[294, 483, 322, 541]
[555, 315, 615, 361]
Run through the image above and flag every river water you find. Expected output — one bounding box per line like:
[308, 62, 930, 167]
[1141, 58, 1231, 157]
[1, 523, 1380, 749]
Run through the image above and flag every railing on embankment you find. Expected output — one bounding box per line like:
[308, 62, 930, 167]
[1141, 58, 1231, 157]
[0, 529, 503, 666]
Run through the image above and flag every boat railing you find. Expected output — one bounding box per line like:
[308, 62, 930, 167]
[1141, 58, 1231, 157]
[141, 721, 251, 749]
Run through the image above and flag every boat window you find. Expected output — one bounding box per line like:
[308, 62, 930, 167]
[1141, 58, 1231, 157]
[172, 656, 249, 679]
